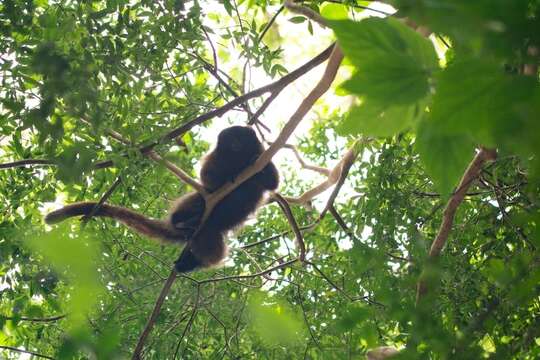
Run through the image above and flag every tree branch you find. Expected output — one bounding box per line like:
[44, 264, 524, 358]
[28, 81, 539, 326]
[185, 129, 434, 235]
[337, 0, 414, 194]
[146, 151, 206, 195]
[131, 268, 177, 360]
[284, 0, 328, 28]
[416, 148, 497, 303]
[272, 193, 306, 261]
[285, 144, 357, 205]
[0, 346, 55, 360]
[0, 159, 55, 169]
[0, 314, 65, 322]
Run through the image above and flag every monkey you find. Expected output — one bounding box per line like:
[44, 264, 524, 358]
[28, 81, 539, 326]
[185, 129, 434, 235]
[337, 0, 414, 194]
[45, 125, 279, 273]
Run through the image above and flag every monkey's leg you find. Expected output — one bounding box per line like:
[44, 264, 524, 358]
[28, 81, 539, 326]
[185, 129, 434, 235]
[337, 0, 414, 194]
[169, 192, 205, 232]
[174, 246, 202, 273]
[175, 225, 226, 272]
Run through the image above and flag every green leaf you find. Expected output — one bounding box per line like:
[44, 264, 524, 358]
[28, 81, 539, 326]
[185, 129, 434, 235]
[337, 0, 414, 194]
[336, 304, 372, 331]
[431, 59, 538, 148]
[321, 3, 348, 20]
[415, 117, 475, 195]
[26, 224, 103, 328]
[342, 65, 429, 105]
[338, 100, 421, 137]
[288, 16, 307, 24]
[329, 17, 438, 105]
[248, 291, 306, 346]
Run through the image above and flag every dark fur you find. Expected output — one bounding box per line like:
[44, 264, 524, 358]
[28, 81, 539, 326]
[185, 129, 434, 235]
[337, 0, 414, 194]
[171, 126, 279, 271]
[45, 126, 279, 273]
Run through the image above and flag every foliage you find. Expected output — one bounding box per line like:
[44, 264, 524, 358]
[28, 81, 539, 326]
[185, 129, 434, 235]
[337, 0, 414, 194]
[1, 0, 539, 359]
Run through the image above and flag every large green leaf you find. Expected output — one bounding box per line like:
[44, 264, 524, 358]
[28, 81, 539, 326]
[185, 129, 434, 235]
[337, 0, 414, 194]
[431, 59, 538, 150]
[26, 225, 103, 327]
[415, 117, 475, 195]
[330, 17, 438, 105]
[339, 100, 421, 137]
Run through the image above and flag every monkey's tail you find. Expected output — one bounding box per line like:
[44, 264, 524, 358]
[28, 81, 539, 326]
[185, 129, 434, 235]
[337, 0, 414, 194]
[45, 202, 184, 243]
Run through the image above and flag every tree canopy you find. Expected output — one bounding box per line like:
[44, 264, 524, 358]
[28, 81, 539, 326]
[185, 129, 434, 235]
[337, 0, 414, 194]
[1, 0, 539, 359]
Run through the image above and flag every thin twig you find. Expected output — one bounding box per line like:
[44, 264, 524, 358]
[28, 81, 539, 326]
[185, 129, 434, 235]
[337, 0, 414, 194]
[0, 314, 66, 322]
[81, 176, 123, 222]
[0, 346, 55, 360]
[199, 258, 298, 284]
[0, 159, 54, 169]
[173, 285, 200, 359]
[257, 6, 284, 43]
[132, 268, 177, 360]
[146, 151, 206, 194]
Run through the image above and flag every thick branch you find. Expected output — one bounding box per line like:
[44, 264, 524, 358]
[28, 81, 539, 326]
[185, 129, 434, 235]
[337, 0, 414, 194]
[416, 148, 497, 303]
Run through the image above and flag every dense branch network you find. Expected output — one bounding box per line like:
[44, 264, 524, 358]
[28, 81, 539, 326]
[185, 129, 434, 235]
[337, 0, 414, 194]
[131, 43, 345, 359]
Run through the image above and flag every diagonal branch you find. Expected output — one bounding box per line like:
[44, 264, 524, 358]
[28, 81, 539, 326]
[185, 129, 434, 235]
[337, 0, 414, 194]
[132, 268, 177, 360]
[416, 148, 497, 304]
[272, 193, 306, 261]
[0, 346, 54, 360]
[146, 151, 206, 195]
[284, 144, 357, 205]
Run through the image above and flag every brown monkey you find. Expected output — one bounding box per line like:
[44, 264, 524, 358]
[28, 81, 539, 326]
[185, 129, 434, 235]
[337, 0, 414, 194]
[45, 126, 279, 272]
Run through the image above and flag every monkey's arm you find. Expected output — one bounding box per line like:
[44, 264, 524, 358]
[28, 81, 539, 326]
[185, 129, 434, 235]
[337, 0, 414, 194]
[255, 162, 279, 190]
[45, 202, 186, 243]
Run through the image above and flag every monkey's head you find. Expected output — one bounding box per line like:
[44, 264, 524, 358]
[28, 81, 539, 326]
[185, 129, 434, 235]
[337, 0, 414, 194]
[216, 126, 262, 155]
